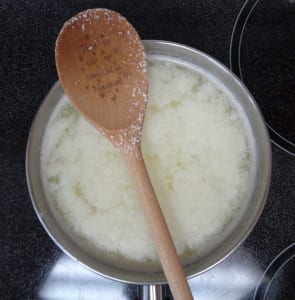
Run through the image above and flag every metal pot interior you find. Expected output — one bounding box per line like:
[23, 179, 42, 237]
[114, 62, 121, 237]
[26, 40, 271, 284]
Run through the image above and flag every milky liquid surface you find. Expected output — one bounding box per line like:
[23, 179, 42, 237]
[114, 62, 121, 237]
[41, 60, 253, 263]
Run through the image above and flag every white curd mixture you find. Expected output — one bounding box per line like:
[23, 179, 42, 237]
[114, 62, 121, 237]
[41, 59, 253, 263]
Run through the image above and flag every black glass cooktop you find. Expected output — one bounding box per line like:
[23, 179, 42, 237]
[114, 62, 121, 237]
[254, 243, 295, 300]
[1, 1, 294, 299]
[230, 0, 295, 156]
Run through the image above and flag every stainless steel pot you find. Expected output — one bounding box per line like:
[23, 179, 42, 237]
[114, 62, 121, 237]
[26, 40, 271, 298]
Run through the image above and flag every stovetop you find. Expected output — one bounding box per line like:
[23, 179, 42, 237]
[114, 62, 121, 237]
[0, 1, 294, 299]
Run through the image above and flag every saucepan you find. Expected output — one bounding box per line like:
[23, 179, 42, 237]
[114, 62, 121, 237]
[26, 40, 271, 299]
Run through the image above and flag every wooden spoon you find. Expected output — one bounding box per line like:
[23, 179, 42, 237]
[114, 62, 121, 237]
[55, 9, 193, 300]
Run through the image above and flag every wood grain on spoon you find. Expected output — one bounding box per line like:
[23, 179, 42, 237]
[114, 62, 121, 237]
[55, 9, 193, 300]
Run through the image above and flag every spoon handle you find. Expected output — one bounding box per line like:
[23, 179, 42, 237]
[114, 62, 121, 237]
[123, 152, 193, 300]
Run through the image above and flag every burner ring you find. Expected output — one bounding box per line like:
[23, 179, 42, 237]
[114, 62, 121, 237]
[253, 243, 295, 300]
[230, 0, 295, 156]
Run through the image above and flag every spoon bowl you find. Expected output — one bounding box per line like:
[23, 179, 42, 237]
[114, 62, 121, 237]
[55, 9, 148, 154]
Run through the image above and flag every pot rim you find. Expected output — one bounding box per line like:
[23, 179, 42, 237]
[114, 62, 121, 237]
[26, 39, 272, 285]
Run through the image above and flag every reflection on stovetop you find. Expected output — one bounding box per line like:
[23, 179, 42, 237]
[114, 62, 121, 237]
[38, 254, 137, 300]
[38, 246, 262, 300]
